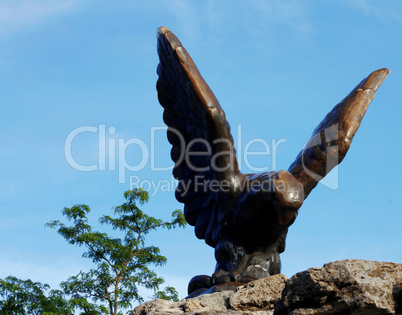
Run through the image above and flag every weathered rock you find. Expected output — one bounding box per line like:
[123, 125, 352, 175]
[133, 260, 402, 314]
[183, 290, 231, 312]
[277, 259, 402, 315]
[133, 298, 184, 314]
[229, 274, 288, 312]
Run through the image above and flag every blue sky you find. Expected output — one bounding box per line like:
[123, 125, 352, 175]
[1, 0, 401, 302]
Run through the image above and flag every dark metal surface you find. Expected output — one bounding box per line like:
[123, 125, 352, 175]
[156, 26, 389, 295]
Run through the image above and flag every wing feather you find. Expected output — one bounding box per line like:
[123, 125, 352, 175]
[288, 68, 390, 197]
[156, 27, 240, 243]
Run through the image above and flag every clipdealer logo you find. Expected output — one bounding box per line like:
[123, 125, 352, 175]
[64, 124, 287, 184]
[64, 123, 341, 193]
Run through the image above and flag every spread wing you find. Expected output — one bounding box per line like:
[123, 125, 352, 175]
[288, 68, 390, 198]
[156, 26, 241, 246]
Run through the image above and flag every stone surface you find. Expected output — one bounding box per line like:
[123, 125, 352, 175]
[229, 274, 287, 312]
[133, 260, 402, 314]
[133, 299, 183, 314]
[183, 290, 231, 313]
[277, 259, 402, 315]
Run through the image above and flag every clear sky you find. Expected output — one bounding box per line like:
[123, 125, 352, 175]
[1, 0, 401, 303]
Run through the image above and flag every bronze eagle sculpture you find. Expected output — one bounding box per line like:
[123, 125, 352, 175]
[156, 26, 389, 295]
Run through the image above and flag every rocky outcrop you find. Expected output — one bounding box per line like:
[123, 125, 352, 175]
[277, 259, 402, 314]
[133, 260, 402, 314]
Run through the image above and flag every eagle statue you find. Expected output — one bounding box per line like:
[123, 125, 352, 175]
[155, 26, 389, 296]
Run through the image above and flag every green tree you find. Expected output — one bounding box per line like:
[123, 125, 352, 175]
[0, 276, 73, 315]
[46, 189, 186, 315]
[152, 286, 179, 302]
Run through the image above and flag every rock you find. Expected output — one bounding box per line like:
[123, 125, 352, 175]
[229, 274, 288, 312]
[183, 290, 231, 312]
[278, 259, 402, 315]
[133, 299, 184, 314]
[133, 260, 402, 314]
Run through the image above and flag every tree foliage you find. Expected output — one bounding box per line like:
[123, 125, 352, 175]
[0, 276, 73, 315]
[152, 286, 179, 302]
[46, 189, 186, 315]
